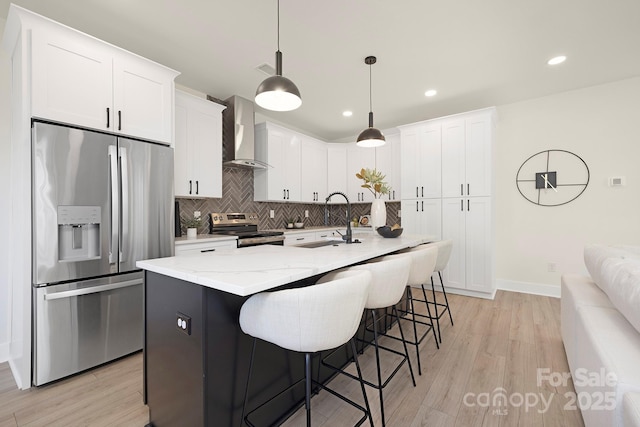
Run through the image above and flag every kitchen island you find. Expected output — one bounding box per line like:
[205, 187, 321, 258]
[137, 233, 433, 427]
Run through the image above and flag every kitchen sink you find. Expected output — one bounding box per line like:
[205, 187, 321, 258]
[295, 240, 345, 248]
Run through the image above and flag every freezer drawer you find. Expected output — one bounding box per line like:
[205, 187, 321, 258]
[33, 272, 143, 385]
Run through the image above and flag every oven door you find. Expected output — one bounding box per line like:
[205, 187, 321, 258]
[237, 235, 285, 248]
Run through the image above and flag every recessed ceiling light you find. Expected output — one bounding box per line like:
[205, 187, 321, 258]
[547, 55, 567, 65]
[342, 111, 353, 117]
[424, 89, 437, 97]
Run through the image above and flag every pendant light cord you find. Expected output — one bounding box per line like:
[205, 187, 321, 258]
[369, 62, 373, 113]
[277, 0, 280, 51]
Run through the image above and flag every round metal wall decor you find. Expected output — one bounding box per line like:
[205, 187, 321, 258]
[516, 149, 589, 206]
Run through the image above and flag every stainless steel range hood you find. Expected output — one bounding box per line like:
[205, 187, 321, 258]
[221, 95, 269, 169]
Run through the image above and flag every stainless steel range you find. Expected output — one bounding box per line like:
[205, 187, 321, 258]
[210, 213, 284, 247]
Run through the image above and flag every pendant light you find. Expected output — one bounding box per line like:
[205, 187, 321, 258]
[356, 56, 385, 148]
[255, 0, 302, 112]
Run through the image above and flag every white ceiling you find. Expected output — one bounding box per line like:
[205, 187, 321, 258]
[2, 0, 639, 141]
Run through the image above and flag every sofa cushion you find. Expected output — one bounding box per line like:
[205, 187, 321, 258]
[584, 244, 640, 289]
[599, 258, 640, 335]
[561, 274, 613, 368]
[624, 392, 640, 427]
[574, 306, 640, 427]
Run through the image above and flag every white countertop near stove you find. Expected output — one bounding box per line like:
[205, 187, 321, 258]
[138, 233, 435, 296]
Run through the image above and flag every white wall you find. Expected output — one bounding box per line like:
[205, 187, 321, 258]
[0, 16, 11, 363]
[495, 77, 640, 293]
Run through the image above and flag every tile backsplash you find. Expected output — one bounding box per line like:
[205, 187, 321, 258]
[177, 167, 400, 235]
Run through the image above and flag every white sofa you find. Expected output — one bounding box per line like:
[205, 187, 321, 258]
[561, 244, 640, 427]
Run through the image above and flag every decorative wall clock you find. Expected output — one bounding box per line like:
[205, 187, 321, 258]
[516, 149, 589, 206]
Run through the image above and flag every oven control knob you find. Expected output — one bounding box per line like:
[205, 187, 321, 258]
[213, 216, 218, 221]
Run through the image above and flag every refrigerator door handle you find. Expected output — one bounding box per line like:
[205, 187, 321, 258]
[108, 145, 119, 264]
[120, 146, 129, 263]
[42, 279, 143, 301]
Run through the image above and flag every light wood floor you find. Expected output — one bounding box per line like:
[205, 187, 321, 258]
[0, 290, 584, 427]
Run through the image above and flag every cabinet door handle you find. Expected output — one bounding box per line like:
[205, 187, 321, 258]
[467, 183, 470, 195]
[283, 189, 286, 200]
[393, 190, 395, 200]
[416, 201, 419, 212]
[421, 201, 424, 212]
[196, 180, 199, 195]
[467, 199, 470, 211]
[189, 180, 192, 195]
[118, 110, 122, 131]
[416, 187, 419, 198]
[461, 200, 463, 211]
[421, 186, 424, 197]
[200, 249, 216, 253]
[461, 184, 463, 196]
[296, 237, 304, 241]
[106, 107, 110, 128]
[287, 189, 289, 200]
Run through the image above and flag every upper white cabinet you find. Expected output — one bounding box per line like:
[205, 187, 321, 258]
[326, 144, 348, 203]
[375, 132, 401, 201]
[347, 144, 376, 203]
[399, 121, 441, 199]
[300, 136, 327, 202]
[174, 90, 225, 198]
[254, 122, 302, 202]
[29, 15, 178, 143]
[441, 112, 494, 198]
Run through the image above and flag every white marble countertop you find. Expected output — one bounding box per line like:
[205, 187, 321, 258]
[138, 233, 435, 296]
[174, 234, 238, 245]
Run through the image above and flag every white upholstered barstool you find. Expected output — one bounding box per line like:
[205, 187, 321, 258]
[318, 256, 415, 427]
[239, 270, 373, 427]
[405, 240, 454, 343]
[381, 245, 439, 375]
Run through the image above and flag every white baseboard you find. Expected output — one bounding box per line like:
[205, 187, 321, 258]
[0, 341, 8, 363]
[496, 279, 561, 298]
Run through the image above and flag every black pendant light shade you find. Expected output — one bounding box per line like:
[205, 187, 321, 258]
[357, 56, 385, 148]
[255, 0, 302, 112]
[255, 51, 302, 112]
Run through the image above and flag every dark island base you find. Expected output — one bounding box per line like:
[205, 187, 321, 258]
[143, 271, 403, 427]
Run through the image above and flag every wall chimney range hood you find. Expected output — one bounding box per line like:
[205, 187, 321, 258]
[220, 95, 269, 169]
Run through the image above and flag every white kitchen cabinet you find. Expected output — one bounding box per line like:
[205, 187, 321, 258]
[254, 122, 301, 202]
[347, 144, 376, 203]
[441, 112, 494, 198]
[400, 199, 441, 240]
[326, 144, 348, 204]
[399, 121, 441, 199]
[441, 197, 493, 293]
[175, 238, 237, 255]
[174, 90, 225, 198]
[375, 132, 401, 201]
[300, 136, 327, 202]
[30, 23, 178, 144]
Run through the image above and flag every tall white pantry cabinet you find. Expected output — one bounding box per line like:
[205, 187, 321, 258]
[400, 108, 496, 298]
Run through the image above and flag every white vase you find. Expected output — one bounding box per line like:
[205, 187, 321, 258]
[186, 228, 197, 239]
[370, 199, 387, 229]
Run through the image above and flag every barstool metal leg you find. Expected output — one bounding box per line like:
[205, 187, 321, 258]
[439, 271, 454, 325]
[349, 339, 374, 427]
[420, 284, 439, 349]
[370, 310, 386, 427]
[392, 306, 416, 387]
[305, 353, 312, 427]
[407, 287, 422, 375]
[430, 276, 443, 343]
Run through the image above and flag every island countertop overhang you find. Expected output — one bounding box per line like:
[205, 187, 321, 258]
[137, 234, 435, 296]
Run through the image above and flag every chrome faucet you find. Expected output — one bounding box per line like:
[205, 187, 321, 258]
[325, 191, 353, 244]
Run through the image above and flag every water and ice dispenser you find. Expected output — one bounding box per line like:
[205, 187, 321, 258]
[57, 206, 101, 261]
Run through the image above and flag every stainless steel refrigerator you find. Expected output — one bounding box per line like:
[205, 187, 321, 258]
[31, 121, 174, 386]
